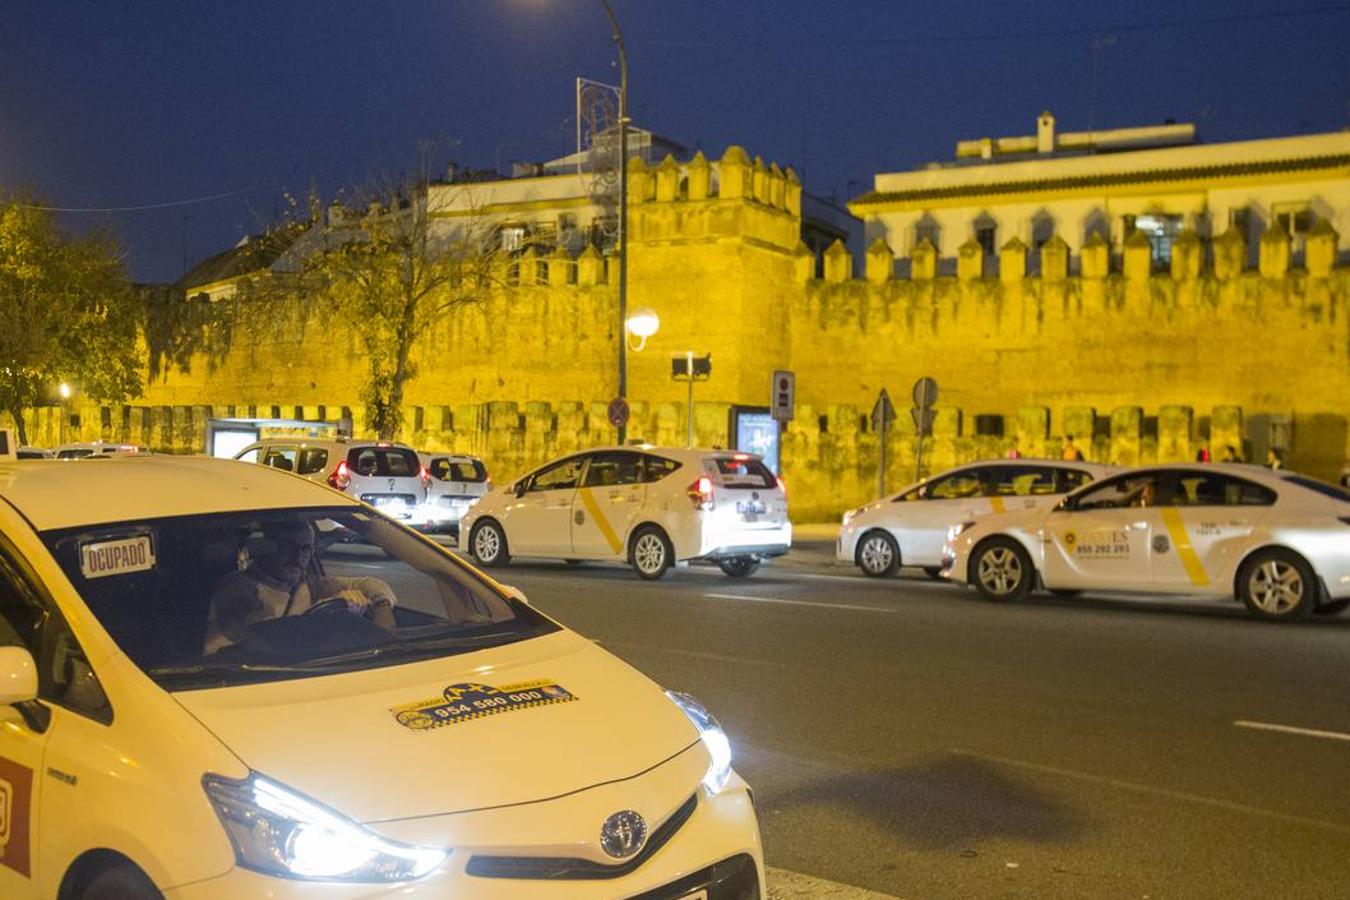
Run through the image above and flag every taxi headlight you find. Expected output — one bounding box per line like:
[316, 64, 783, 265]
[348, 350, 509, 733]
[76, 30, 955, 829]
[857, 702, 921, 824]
[841, 509, 857, 527]
[666, 690, 732, 794]
[203, 773, 447, 882]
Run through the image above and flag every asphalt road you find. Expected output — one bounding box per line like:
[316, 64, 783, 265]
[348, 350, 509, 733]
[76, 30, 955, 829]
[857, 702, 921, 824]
[408, 537, 1350, 900]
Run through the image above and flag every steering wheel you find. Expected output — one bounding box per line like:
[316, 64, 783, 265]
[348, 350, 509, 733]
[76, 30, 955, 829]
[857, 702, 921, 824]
[305, 597, 374, 619]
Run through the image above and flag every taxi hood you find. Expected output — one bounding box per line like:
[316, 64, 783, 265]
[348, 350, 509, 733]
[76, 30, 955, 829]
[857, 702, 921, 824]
[172, 630, 700, 823]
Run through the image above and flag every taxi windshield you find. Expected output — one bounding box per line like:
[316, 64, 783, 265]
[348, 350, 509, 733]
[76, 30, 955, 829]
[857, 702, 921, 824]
[40, 507, 558, 690]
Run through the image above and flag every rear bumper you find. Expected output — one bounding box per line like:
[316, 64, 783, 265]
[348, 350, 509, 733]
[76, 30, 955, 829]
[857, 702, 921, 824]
[692, 522, 792, 561]
[699, 543, 791, 561]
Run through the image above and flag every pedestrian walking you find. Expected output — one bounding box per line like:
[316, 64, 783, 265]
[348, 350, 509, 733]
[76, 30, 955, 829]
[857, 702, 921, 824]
[1061, 434, 1085, 462]
[1266, 448, 1283, 470]
[1221, 445, 1240, 463]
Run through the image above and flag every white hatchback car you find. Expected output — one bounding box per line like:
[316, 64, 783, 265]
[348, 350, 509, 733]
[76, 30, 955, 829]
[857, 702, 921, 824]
[0, 456, 763, 899]
[945, 463, 1350, 621]
[462, 447, 791, 579]
[839, 459, 1117, 578]
[419, 452, 491, 533]
[235, 438, 431, 527]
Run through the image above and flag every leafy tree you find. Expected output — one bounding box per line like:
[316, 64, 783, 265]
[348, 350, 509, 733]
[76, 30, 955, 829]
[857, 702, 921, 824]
[0, 199, 143, 446]
[301, 174, 503, 439]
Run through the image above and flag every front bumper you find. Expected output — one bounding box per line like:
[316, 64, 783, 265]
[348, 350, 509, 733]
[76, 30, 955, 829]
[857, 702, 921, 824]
[166, 771, 762, 900]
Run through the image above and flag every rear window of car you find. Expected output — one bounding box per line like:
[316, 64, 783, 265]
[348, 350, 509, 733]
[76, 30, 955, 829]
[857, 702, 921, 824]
[347, 447, 419, 478]
[429, 458, 487, 482]
[705, 456, 777, 489]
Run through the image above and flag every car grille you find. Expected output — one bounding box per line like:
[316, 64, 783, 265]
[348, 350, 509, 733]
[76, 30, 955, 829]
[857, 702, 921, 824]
[628, 853, 759, 900]
[466, 793, 698, 880]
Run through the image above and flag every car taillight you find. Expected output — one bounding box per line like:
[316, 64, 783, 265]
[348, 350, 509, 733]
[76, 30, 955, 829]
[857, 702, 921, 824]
[328, 460, 351, 491]
[687, 476, 715, 510]
[419, 465, 432, 490]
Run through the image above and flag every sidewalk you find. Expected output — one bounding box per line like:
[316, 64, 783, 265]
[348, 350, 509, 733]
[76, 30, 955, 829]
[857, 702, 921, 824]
[792, 522, 840, 543]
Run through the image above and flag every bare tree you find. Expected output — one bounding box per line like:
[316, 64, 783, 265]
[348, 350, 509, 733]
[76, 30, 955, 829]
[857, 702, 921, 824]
[302, 165, 504, 439]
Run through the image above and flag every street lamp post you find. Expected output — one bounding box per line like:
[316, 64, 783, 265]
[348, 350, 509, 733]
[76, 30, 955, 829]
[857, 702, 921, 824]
[596, 0, 630, 444]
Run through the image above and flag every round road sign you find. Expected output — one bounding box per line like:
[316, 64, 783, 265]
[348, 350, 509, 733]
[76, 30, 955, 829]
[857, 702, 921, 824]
[607, 397, 630, 429]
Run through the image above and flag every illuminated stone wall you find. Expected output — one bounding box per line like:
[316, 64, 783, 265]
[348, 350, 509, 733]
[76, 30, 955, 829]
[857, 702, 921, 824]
[16, 147, 1349, 522]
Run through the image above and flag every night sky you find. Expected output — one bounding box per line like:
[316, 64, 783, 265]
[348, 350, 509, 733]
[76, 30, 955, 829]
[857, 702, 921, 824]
[2, 1, 1347, 284]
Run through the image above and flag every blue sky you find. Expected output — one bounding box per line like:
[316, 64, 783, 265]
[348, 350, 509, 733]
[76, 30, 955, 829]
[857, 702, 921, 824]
[2, 1, 1346, 282]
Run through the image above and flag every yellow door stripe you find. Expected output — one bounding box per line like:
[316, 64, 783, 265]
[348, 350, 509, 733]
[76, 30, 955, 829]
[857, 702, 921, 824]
[578, 488, 623, 555]
[1160, 507, 1210, 586]
[990, 497, 1006, 514]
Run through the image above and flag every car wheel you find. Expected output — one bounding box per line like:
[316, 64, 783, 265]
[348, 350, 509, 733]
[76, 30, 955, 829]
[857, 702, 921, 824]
[922, 566, 944, 581]
[971, 537, 1034, 602]
[856, 530, 900, 577]
[1314, 599, 1350, 616]
[630, 526, 673, 580]
[80, 864, 163, 900]
[470, 520, 510, 568]
[1240, 549, 1316, 621]
[718, 556, 760, 578]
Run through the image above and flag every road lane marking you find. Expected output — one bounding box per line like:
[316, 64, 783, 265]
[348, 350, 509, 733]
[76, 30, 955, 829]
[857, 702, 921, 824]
[951, 748, 1350, 836]
[1233, 720, 1350, 743]
[704, 593, 897, 614]
[766, 867, 903, 899]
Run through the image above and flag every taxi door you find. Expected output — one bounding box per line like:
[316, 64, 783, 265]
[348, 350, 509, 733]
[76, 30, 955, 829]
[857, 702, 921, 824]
[0, 543, 49, 899]
[1040, 474, 1158, 590]
[1148, 473, 1269, 593]
[507, 455, 585, 556]
[571, 451, 646, 559]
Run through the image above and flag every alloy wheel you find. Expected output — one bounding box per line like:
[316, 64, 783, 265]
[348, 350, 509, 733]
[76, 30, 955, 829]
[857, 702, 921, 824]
[977, 546, 1023, 596]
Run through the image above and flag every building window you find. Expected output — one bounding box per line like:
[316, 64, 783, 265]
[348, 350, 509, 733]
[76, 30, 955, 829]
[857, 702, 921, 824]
[1130, 214, 1184, 264]
[1229, 207, 1251, 240]
[975, 224, 997, 256]
[914, 220, 940, 254]
[499, 225, 526, 253]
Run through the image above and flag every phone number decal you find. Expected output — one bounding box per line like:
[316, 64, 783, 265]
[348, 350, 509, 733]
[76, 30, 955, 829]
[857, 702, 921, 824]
[391, 680, 577, 732]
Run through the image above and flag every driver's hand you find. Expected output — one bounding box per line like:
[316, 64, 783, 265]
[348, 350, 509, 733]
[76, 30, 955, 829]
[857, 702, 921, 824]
[332, 588, 372, 613]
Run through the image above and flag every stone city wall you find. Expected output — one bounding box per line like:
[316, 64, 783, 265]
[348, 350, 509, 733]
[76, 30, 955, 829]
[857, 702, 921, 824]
[11, 147, 1348, 522]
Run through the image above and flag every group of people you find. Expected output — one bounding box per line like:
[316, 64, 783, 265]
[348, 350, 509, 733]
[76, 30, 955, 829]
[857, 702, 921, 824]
[1003, 435, 1288, 470]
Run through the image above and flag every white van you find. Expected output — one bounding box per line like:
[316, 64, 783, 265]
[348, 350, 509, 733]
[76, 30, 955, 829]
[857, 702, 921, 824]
[235, 438, 431, 527]
[462, 447, 791, 579]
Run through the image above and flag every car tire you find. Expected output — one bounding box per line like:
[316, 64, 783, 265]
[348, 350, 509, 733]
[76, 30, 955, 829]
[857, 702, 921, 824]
[855, 530, 900, 578]
[970, 537, 1034, 603]
[1239, 549, 1316, 621]
[630, 526, 673, 580]
[469, 520, 510, 568]
[922, 566, 944, 581]
[1314, 599, 1350, 616]
[80, 864, 163, 900]
[718, 556, 760, 578]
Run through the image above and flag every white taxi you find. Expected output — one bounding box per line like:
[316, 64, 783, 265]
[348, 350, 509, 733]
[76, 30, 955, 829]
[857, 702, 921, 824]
[0, 457, 762, 898]
[944, 464, 1350, 621]
[462, 447, 791, 579]
[839, 459, 1116, 577]
[234, 437, 432, 528]
[419, 452, 491, 534]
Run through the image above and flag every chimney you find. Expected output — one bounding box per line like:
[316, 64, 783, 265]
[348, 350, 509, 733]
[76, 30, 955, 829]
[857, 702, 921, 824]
[1037, 111, 1056, 154]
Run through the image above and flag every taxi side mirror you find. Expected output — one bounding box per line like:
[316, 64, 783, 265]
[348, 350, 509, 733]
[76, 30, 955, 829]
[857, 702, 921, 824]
[513, 481, 528, 498]
[0, 646, 39, 706]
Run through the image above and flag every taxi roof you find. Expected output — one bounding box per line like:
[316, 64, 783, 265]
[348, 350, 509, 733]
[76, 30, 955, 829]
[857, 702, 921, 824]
[0, 456, 357, 532]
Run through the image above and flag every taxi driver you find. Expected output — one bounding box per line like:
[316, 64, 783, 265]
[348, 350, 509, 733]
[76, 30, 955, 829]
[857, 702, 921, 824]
[204, 521, 396, 653]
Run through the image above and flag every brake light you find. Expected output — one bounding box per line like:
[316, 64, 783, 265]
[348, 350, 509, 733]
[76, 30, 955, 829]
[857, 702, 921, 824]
[419, 465, 432, 491]
[687, 476, 715, 510]
[777, 475, 787, 496]
[328, 460, 351, 491]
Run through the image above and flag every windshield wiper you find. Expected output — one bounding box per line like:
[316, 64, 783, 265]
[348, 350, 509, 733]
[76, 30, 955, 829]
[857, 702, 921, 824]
[301, 631, 519, 668]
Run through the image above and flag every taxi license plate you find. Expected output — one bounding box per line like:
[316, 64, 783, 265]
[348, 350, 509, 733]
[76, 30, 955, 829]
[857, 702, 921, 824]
[736, 500, 767, 522]
[374, 497, 410, 515]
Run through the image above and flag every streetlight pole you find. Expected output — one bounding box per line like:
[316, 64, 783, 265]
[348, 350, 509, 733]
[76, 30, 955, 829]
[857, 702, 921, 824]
[597, 0, 629, 444]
